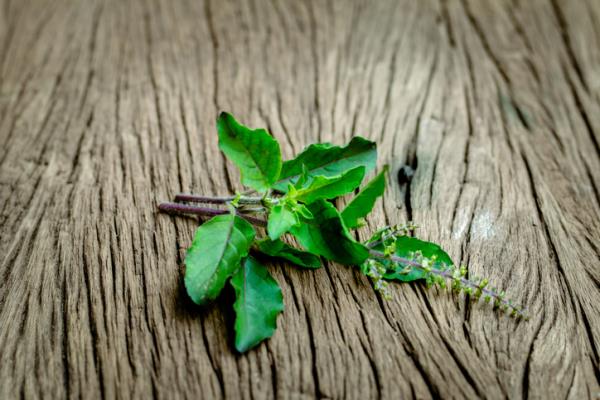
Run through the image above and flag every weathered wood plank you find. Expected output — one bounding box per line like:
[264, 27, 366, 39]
[0, 0, 599, 398]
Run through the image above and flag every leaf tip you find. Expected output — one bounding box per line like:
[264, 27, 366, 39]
[217, 110, 231, 120]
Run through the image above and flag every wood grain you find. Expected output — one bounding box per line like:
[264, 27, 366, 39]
[1, 0, 599, 398]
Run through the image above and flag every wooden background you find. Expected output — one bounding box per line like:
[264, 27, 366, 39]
[1, 0, 599, 398]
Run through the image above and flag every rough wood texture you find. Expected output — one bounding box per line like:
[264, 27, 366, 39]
[1, 0, 599, 398]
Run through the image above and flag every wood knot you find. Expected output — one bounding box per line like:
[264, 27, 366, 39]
[397, 165, 415, 185]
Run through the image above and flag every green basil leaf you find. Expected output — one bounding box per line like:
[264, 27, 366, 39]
[256, 238, 321, 269]
[381, 236, 454, 282]
[267, 203, 300, 240]
[184, 214, 255, 305]
[295, 203, 313, 219]
[217, 112, 282, 191]
[292, 166, 366, 204]
[290, 200, 369, 265]
[231, 256, 284, 352]
[273, 136, 376, 191]
[294, 164, 311, 188]
[341, 166, 388, 228]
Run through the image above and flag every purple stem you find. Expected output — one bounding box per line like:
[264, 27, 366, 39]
[158, 202, 267, 227]
[174, 193, 262, 204]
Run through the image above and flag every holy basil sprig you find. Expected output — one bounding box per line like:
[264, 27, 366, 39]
[159, 112, 527, 353]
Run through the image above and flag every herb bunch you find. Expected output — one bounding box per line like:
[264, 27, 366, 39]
[159, 112, 527, 353]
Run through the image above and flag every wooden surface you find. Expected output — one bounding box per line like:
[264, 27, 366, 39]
[1, 0, 599, 398]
